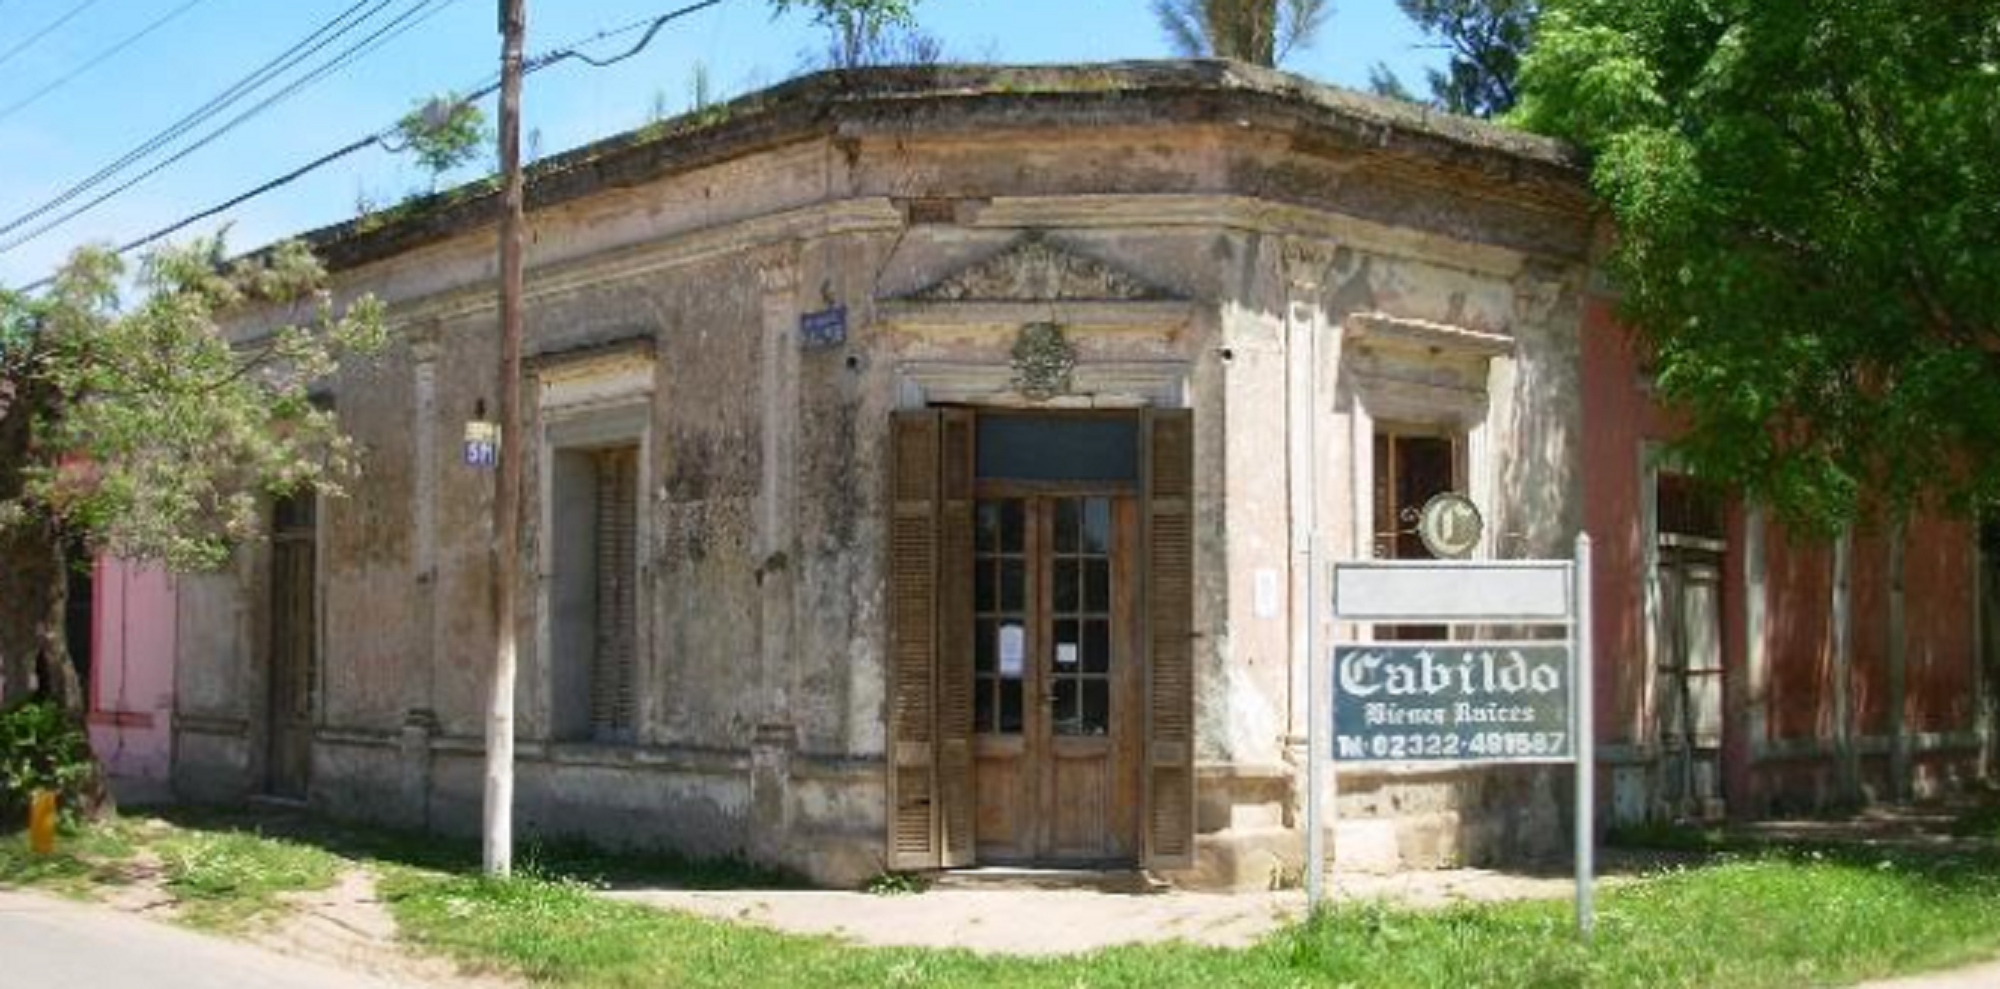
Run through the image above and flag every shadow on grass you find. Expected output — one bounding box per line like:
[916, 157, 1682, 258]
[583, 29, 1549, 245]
[1607, 803, 2000, 902]
[129, 802, 812, 892]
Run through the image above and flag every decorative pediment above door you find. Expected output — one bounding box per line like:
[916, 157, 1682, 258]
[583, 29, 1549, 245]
[879, 231, 1193, 330]
[904, 231, 1178, 304]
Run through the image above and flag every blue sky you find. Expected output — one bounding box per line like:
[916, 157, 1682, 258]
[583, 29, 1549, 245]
[0, 0, 1448, 287]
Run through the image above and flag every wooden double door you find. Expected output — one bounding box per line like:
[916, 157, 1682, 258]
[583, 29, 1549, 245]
[971, 494, 1142, 864]
[887, 408, 1195, 874]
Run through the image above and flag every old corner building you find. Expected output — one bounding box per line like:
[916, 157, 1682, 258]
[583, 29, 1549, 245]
[170, 62, 1999, 890]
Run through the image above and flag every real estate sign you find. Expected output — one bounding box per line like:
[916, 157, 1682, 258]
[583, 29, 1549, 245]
[1307, 538, 1596, 938]
[1332, 643, 1572, 763]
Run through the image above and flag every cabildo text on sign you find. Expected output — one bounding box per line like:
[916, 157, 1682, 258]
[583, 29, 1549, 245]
[1332, 643, 1572, 763]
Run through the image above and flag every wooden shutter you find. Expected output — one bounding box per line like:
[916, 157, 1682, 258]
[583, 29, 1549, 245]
[887, 411, 942, 869]
[935, 409, 977, 867]
[1144, 408, 1197, 868]
[592, 445, 639, 739]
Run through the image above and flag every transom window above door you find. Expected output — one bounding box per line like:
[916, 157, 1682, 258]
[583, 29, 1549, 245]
[975, 414, 1139, 485]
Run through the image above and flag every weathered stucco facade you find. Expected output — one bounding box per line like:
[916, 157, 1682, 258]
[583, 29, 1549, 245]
[166, 61, 1982, 890]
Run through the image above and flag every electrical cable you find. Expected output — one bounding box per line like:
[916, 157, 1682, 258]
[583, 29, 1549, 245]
[0, 0, 462, 255]
[0, 0, 110, 74]
[0, 0, 397, 241]
[0, 0, 219, 126]
[11, 0, 735, 290]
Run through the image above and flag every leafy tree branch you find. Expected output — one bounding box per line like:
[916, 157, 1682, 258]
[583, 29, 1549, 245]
[1516, 0, 2000, 530]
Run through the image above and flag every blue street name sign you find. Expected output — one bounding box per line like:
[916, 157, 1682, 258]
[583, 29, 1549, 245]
[799, 306, 847, 350]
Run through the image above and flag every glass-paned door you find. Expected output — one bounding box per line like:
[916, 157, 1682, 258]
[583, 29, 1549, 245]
[971, 494, 1139, 864]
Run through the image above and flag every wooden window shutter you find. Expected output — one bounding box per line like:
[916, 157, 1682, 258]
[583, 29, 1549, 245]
[1143, 408, 1197, 868]
[887, 411, 942, 869]
[592, 446, 639, 739]
[935, 408, 977, 867]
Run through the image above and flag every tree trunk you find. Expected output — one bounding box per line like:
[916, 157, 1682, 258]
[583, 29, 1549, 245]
[0, 365, 110, 815]
[0, 517, 79, 712]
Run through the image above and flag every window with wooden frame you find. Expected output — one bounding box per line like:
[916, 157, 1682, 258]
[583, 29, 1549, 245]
[1372, 425, 1463, 640]
[1372, 426, 1463, 561]
[550, 442, 641, 743]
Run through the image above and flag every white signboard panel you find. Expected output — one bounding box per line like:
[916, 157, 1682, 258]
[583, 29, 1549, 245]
[1331, 561, 1571, 622]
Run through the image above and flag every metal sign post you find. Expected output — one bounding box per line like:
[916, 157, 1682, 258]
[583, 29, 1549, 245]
[1309, 533, 1595, 939]
[1572, 533, 1595, 938]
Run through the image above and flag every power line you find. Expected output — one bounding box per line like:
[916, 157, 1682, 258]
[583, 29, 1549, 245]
[541, 0, 727, 70]
[0, 0, 398, 241]
[0, 0, 464, 256]
[11, 0, 737, 292]
[0, 0, 110, 73]
[0, 0, 219, 126]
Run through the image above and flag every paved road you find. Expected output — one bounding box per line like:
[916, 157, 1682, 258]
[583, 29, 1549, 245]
[1858, 958, 2000, 989]
[0, 889, 425, 989]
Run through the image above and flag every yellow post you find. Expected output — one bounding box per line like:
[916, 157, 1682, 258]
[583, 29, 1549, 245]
[28, 789, 57, 855]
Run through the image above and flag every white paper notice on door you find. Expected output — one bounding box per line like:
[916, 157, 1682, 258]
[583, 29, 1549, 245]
[998, 623, 1025, 678]
[1056, 642, 1079, 666]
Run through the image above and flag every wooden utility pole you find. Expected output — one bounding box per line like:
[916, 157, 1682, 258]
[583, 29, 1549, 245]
[484, 0, 526, 879]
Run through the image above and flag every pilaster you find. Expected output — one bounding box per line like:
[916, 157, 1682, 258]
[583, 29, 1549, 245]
[752, 245, 802, 733]
[1888, 518, 1910, 799]
[1833, 526, 1860, 803]
[1281, 239, 1332, 802]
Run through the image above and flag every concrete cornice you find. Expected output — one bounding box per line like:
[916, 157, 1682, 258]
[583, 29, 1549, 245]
[379, 197, 903, 325]
[371, 192, 1567, 331]
[298, 60, 1588, 275]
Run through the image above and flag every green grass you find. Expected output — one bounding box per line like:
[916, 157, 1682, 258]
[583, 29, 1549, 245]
[0, 811, 341, 931]
[380, 847, 2000, 989]
[10, 806, 2000, 987]
[0, 818, 144, 899]
[151, 826, 344, 930]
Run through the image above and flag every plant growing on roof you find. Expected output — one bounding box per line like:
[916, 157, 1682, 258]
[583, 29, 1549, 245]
[394, 94, 489, 190]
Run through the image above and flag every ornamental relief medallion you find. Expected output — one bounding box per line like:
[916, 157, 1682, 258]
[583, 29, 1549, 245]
[1010, 322, 1077, 399]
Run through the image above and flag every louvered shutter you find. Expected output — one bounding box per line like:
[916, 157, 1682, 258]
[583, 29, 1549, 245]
[935, 409, 977, 867]
[887, 411, 941, 869]
[1144, 408, 1197, 868]
[592, 445, 639, 739]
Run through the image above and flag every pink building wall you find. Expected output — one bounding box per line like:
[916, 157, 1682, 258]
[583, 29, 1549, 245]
[87, 559, 177, 795]
[1583, 290, 1987, 816]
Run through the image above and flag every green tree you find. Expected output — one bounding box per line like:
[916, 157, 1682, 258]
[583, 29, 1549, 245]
[1151, 0, 1331, 66]
[1367, 60, 1421, 102]
[0, 240, 384, 792]
[1514, 0, 2000, 530]
[1392, 0, 1536, 117]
